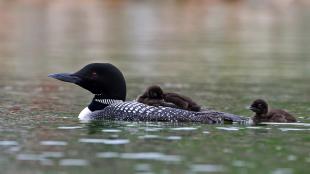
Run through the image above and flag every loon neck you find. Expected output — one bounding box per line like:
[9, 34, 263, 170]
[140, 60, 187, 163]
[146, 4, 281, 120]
[88, 94, 123, 112]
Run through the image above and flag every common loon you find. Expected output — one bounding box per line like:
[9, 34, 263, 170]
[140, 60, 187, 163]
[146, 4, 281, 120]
[249, 99, 297, 124]
[48, 63, 248, 124]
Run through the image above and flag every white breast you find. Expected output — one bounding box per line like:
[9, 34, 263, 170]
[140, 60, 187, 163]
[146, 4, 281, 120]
[78, 107, 92, 120]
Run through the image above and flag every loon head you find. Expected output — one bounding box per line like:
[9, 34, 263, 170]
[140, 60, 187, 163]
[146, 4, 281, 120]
[49, 63, 126, 119]
[249, 99, 268, 115]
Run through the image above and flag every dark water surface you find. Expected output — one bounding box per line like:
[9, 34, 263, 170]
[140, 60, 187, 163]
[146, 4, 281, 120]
[0, 0, 310, 174]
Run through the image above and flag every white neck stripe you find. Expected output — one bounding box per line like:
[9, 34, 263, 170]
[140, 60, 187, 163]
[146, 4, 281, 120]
[94, 99, 123, 105]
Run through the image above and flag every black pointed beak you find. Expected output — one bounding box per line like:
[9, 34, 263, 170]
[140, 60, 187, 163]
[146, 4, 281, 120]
[48, 73, 81, 84]
[248, 106, 256, 112]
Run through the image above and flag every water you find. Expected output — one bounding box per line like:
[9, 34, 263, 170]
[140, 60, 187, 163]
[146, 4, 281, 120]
[0, 0, 310, 174]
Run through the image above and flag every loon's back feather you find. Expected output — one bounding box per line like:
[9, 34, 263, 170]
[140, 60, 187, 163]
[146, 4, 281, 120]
[89, 101, 248, 124]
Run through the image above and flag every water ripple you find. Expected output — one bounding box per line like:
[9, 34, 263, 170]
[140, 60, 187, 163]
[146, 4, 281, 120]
[96, 152, 120, 158]
[16, 153, 55, 166]
[102, 129, 122, 133]
[165, 136, 182, 140]
[41, 152, 64, 158]
[287, 155, 297, 161]
[97, 152, 181, 162]
[40, 159, 54, 166]
[40, 141, 68, 146]
[232, 160, 247, 167]
[0, 141, 18, 146]
[144, 128, 163, 132]
[57, 126, 83, 130]
[170, 127, 197, 131]
[17, 154, 43, 161]
[272, 168, 293, 174]
[121, 152, 181, 162]
[279, 128, 310, 131]
[59, 159, 89, 166]
[190, 164, 225, 172]
[246, 126, 271, 130]
[79, 138, 129, 145]
[135, 164, 152, 172]
[216, 127, 241, 131]
[138, 135, 160, 139]
[262, 122, 310, 126]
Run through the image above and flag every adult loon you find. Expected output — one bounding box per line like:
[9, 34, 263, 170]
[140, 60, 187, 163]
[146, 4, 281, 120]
[48, 63, 248, 124]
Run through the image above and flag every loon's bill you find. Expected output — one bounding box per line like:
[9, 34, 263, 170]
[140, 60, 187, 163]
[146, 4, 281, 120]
[49, 63, 249, 124]
[48, 73, 81, 84]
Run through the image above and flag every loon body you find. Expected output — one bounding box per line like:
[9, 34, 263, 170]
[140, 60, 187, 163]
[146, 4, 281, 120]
[81, 101, 244, 124]
[49, 63, 248, 124]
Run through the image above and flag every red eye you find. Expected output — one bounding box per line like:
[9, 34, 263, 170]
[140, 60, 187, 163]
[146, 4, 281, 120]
[91, 72, 97, 78]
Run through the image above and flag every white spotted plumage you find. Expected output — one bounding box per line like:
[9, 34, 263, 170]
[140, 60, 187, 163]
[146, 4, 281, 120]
[79, 101, 247, 124]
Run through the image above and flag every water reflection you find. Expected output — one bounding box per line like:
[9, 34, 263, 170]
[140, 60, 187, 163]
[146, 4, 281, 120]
[0, 0, 309, 84]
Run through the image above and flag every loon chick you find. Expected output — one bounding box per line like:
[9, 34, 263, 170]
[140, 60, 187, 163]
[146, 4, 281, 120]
[48, 63, 247, 123]
[137, 85, 200, 111]
[249, 99, 297, 124]
[164, 92, 201, 112]
[137, 85, 167, 107]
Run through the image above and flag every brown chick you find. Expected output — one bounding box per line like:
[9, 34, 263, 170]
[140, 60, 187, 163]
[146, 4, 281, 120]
[137, 85, 201, 111]
[164, 92, 201, 111]
[249, 99, 297, 124]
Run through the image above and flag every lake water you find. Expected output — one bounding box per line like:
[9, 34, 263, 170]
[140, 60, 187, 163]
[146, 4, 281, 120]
[0, 0, 309, 174]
